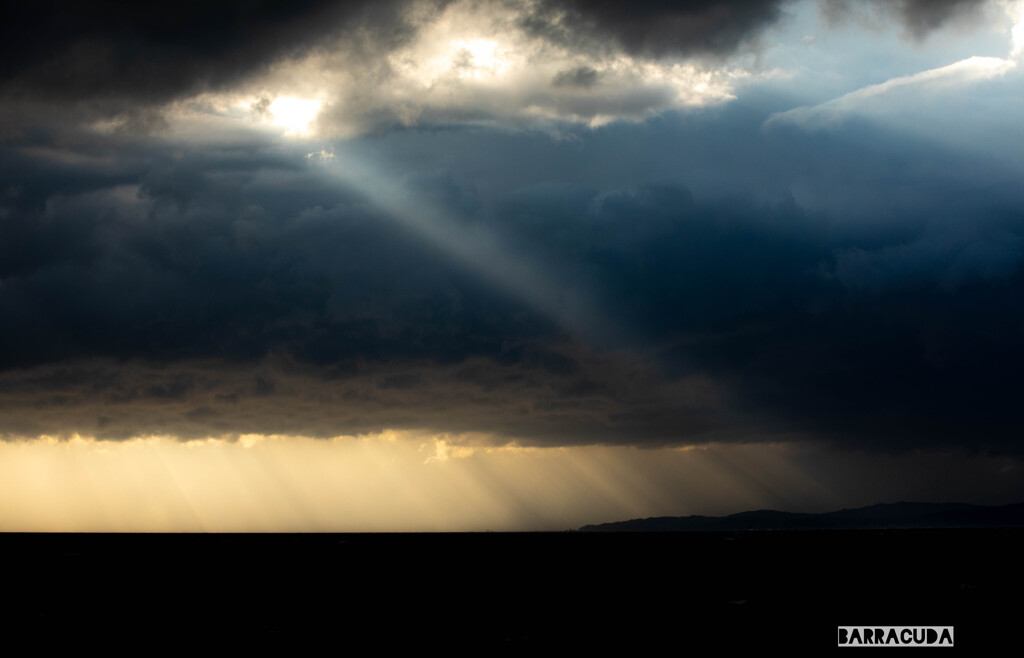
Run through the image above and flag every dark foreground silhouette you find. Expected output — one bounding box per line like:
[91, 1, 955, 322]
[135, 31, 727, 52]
[1, 527, 1019, 652]
[579, 501, 1024, 532]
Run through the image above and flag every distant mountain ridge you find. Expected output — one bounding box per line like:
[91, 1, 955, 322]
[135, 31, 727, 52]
[578, 502, 1024, 532]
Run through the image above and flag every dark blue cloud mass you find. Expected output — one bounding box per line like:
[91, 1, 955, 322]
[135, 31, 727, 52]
[0, 0, 1021, 456]
[3, 94, 1024, 450]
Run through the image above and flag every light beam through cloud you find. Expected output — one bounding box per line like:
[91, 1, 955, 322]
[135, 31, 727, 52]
[313, 146, 625, 346]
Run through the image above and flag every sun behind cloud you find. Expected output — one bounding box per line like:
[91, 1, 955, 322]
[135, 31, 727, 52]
[268, 96, 322, 135]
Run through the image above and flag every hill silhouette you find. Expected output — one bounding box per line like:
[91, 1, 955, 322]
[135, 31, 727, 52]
[579, 501, 1024, 531]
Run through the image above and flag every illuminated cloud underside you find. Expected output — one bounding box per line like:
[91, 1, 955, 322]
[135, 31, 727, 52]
[170, 0, 755, 137]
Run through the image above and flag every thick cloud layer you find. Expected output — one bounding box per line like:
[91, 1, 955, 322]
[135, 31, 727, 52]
[3, 90, 1024, 450]
[2, 0, 1002, 137]
[2, 0, 1022, 457]
[519, 0, 788, 58]
[0, 1, 417, 105]
[2, 0, 986, 109]
[0, 0, 786, 102]
[821, 0, 992, 38]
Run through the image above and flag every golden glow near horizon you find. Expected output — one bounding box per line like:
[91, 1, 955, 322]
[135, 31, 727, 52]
[0, 433, 822, 532]
[1, 434, 1021, 532]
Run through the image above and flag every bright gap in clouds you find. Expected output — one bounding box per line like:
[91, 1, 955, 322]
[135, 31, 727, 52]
[450, 38, 508, 78]
[269, 97, 322, 135]
[181, 0, 750, 138]
[1011, 0, 1024, 57]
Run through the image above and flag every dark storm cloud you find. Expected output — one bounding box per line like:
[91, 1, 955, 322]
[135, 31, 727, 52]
[0, 141, 554, 371]
[0, 350, 733, 443]
[896, 0, 988, 34]
[346, 104, 1024, 452]
[2, 0, 1023, 453]
[520, 0, 789, 58]
[2, 0, 978, 114]
[0, 0, 425, 110]
[4, 91, 1024, 451]
[2, 0, 997, 141]
[0, 0, 787, 138]
[819, 0, 993, 38]
[4, 107, 1024, 451]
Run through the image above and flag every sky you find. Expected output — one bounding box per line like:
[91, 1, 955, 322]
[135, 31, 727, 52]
[2, 0, 1024, 531]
